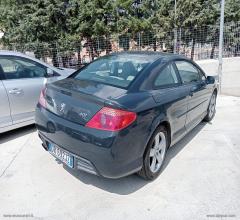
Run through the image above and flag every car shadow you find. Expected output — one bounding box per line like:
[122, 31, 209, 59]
[59, 122, 207, 195]
[160, 122, 207, 174]
[0, 124, 36, 144]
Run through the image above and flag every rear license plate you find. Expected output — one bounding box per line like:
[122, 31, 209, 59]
[48, 143, 74, 168]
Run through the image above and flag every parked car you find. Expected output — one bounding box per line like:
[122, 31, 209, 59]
[35, 52, 217, 180]
[0, 51, 76, 133]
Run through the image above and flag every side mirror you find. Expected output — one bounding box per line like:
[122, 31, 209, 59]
[206, 76, 215, 84]
[47, 68, 54, 77]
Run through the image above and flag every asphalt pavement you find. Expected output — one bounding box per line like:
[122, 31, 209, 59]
[0, 95, 240, 220]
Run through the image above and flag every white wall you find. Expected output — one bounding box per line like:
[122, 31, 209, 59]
[196, 57, 240, 97]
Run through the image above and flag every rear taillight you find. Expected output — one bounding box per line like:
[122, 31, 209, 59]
[38, 87, 47, 108]
[86, 107, 137, 131]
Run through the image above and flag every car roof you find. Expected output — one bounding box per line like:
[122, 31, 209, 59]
[109, 51, 188, 62]
[0, 50, 44, 62]
[0, 50, 60, 72]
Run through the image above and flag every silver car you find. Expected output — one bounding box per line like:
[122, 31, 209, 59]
[0, 51, 75, 133]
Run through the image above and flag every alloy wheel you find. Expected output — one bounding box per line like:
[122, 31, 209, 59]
[209, 93, 216, 118]
[149, 131, 167, 173]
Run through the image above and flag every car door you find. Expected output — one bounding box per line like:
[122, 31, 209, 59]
[198, 70, 214, 111]
[150, 62, 189, 143]
[0, 78, 12, 128]
[175, 60, 208, 132]
[0, 56, 47, 124]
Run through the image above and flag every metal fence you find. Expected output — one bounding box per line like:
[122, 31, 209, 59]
[1, 22, 239, 69]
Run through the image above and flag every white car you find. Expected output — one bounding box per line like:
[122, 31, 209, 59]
[0, 51, 76, 133]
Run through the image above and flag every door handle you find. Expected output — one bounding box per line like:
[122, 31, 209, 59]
[8, 88, 23, 95]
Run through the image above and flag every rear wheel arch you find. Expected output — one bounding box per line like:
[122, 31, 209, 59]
[144, 120, 171, 157]
[159, 121, 171, 148]
[138, 122, 170, 180]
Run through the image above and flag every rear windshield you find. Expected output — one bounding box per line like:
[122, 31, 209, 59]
[72, 55, 152, 88]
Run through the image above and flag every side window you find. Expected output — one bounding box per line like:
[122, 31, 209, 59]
[175, 61, 200, 83]
[154, 64, 179, 87]
[0, 57, 47, 80]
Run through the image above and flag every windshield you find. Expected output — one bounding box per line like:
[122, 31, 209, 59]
[72, 55, 151, 88]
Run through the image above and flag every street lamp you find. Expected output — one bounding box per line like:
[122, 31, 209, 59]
[218, 0, 225, 93]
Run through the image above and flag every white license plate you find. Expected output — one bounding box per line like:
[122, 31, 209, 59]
[48, 143, 74, 168]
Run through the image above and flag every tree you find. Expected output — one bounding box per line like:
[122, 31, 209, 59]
[154, 0, 176, 52]
[174, 0, 219, 59]
[66, 0, 116, 60]
[224, 0, 240, 56]
[1, 0, 240, 61]
[115, 0, 157, 50]
[0, 0, 82, 66]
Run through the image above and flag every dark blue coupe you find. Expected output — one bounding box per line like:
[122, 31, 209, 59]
[35, 52, 217, 180]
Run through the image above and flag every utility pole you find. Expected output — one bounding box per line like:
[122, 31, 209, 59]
[218, 0, 225, 93]
[173, 0, 177, 54]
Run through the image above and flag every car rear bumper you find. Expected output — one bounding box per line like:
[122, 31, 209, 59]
[35, 105, 143, 178]
[39, 133, 99, 175]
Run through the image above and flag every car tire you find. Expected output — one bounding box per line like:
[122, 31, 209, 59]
[138, 125, 169, 180]
[204, 91, 217, 122]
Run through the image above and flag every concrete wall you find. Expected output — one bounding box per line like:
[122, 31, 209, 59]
[196, 57, 240, 97]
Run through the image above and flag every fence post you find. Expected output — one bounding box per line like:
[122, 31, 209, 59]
[218, 0, 225, 93]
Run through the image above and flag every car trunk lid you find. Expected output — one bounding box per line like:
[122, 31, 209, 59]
[45, 78, 126, 125]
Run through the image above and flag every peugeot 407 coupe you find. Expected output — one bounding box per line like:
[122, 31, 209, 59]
[35, 52, 217, 180]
